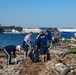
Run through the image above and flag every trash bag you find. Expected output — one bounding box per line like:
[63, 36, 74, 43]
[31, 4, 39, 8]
[30, 41, 35, 48]
[29, 48, 39, 63]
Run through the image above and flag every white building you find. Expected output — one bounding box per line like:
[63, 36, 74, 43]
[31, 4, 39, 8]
[22, 28, 42, 33]
[4, 29, 19, 33]
[58, 28, 76, 32]
[12, 29, 19, 33]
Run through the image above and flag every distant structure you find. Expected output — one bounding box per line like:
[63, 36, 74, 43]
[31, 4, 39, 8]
[58, 28, 76, 33]
[39, 27, 48, 31]
[39, 27, 55, 31]
[21, 28, 42, 33]
[4, 29, 19, 33]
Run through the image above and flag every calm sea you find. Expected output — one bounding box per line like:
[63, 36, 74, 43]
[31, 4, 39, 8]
[0, 32, 75, 48]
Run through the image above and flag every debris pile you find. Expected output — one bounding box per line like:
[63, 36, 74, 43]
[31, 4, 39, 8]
[0, 41, 76, 75]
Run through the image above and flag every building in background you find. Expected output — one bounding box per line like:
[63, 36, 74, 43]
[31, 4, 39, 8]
[21, 28, 42, 33]
[4, 29, 19, 33]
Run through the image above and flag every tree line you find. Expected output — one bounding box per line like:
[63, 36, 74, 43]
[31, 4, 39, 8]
[0, 24, 4, 34]
[0, 24, 23, 33]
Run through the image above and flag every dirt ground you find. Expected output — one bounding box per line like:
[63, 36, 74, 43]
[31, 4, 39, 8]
[19, 59, 46, 75]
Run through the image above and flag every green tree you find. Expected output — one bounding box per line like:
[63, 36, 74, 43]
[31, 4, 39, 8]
[0, 25, 4, 34]
[15, 26, 23, 32]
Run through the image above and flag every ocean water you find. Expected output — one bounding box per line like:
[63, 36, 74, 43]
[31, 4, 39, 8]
[0, 32, 75, 48]
[0, 33, 38, 48]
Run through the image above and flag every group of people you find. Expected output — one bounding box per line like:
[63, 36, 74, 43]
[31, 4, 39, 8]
[3, 28, 61, 65]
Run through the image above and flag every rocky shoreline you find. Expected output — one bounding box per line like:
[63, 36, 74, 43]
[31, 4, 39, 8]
[0, 40, 76, 75]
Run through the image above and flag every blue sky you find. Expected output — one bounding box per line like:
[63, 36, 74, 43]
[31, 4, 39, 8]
[0, 0, 76, 28]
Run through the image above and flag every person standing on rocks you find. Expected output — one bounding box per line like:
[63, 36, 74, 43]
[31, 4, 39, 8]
[35, 31, 49, 62]
[45, 28, 52, 44]
[22, 32, 33, 59]
[3, 45, 21, 65]
[54, 28, 61, 44]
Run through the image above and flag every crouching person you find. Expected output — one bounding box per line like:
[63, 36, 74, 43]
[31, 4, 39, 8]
[35, 31, 49, 62]
[3, 45, 21, 65]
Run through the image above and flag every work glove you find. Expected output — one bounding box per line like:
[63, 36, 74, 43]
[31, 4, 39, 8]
[35, 45, 38, 49]
[28, 44, 31, 47]
[14, 58, 18, 64]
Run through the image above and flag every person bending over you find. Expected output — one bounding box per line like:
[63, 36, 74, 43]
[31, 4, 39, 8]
[3, 45, 21, 65]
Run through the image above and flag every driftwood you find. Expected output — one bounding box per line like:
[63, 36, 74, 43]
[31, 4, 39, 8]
[51, 52, 76, 75]
[51, 64, 76, 75]
[54, 63, 69, 75]
[53, 53, 63, 62]
[61, 67, 70, 75]
[66, 39, 76, 42]
[53, 69, 60, 75]
[69, 44, 76, 47]
[66, 64, 76, 67]
[50, 49, 66, 55]
[64, 66, 76, 75]
[54, 63, 76, 75]
[60, 52, 70, 58]
[61, 52, 76, 59]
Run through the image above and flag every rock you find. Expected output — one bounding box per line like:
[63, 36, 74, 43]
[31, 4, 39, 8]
[0, 61, 3, 64]
[74, 68, 76, 72]
[55, 63, 70, 75]
[0, 65, 3, 69]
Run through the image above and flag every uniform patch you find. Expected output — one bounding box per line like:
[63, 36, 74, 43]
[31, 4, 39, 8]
[40, 36, 45, 38]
